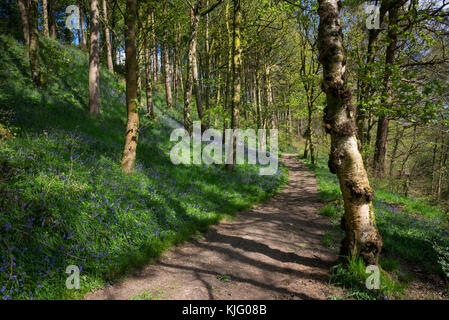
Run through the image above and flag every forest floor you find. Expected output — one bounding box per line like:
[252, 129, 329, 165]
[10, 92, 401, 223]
[85, 154, 343, 300]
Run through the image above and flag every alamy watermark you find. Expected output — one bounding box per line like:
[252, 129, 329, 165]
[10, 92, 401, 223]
[65, 5, 80, 31]
[366, 5, 381, 30]
[366, 265, 380, 290]
[65, 265, 80, 290]
[169, 122, 279, 176]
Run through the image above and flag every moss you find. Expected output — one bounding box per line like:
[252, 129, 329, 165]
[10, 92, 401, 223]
[0, 123, 13, 142]
[365, 187, 375, 202]
[318, 41, 340, 66]
[332, 120, 357, 137]
[345, 180, 375, 202]
[328, 147, 345, 174]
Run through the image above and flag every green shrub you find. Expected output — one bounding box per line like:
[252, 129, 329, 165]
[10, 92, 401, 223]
[330, 256, 405, 300]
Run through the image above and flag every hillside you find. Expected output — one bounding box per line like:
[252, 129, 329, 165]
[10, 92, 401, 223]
[0, 35, 287, 300]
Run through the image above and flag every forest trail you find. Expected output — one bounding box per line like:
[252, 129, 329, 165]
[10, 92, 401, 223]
[86, 154, 339, 300]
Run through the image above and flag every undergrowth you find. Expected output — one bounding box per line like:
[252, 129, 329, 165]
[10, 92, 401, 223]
[0, 34, 288, 300]
[304, 154, 449, 299]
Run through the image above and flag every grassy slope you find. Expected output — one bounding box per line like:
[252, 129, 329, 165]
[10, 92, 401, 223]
[0, 35, 288, 300]
[305, 154, 449, 298]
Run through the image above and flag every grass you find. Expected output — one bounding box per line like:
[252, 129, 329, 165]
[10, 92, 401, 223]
[318, 203, 343, 218]
[379, 256, 400, 272]
[322, 232, 336, 248]
[304, 153, 449, 299]
[130, 287, 168, 300]
[330, 256, 406, 300]
[216, 274, 231, 283]
[0, 34, 288, 300]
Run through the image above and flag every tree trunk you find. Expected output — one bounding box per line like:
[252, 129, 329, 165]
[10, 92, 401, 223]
[431, 135, 439, 195]
[163, 0, 173, 109]
[223, 0, 232, 143]
[388, 122, 403, 178]
[374, 114, 389, 176]
[121, 0, 139, 174]
[42, 0, 49, 37]
[318, 0, 382, 265]
[89, 0, 101, 114]
[307, 100, 315, 165]
[256, 71, 263, 131]
[151, 11, 157, 82]
[373, 3, 399, 177]
[145, 40, 154, 118]
[183, 5, 201, 133]
[264, 63, 272, 127]
[145, 15, 154, 118]
[438, 144, 448, 200]
[29, 0, 41, 86]
[178, 48, 184, 94]
[18, 0, 30, 49]
[303, 137, 309, 159]
[204, 0, 211, 114]
[102, 0, 114, 72]
[137, 36, 143, 105]
[80, 5, 87, 48]
[356, 6, 385, 147]
[49, 0, 56, 39]
[190, 6, 206, 130]
[173, 26, 179, 102]
[226, 0, 242, 172]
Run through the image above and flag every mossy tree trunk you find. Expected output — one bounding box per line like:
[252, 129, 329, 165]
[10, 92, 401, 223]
[145, 15, 154, 118]
[151, 11, 157, 82]
[18, 0, 30, 51]
[49, 0, 56, 39]
[222, 0, 232, 144]
[317, 0, 382, 265]
[89, 0, 101, 114]
[29, 0, 41, 87]
[226, 0, 242, 172]
[42, 0, 49, 37]
[121, 0, 139, 174]
[183, 4, 202, 134]
[163, 0, 173, 110]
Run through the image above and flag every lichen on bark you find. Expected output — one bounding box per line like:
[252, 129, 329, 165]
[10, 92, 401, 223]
[317, 0, 382, 265]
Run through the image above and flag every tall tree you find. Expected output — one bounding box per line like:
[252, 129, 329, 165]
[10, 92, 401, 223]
[102, 0, 114, 72]
[49, 0, 56, 38]
[29, 0, 41, 86]
[297, 7, 321, 164]
[373, 1, 402, 177]
[42, 0, 49, 37]
[89, 0, 101, 114]
[121, 0, 139, 174]
[145, 10, 154, 118]
[80, 7, 87, 48]
[151, 11, 157, 82]
[317, 0, 382, 265]
[226, 0, 242, 171]
[183, 5, 200, 133]
[17, 0, 30, 49]
[163, 0, 173, 109]
[355, 3, 386, 150]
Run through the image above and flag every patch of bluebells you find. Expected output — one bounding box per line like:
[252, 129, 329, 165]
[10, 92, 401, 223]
[0, 126, 284, 300]
[373, 198, 449, 269]
[0, 35, 285, 299]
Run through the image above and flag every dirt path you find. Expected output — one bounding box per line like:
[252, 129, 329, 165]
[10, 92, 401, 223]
[86, 154, 340, 300]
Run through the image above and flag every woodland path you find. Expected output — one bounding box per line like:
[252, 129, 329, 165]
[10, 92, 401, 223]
[86, 154, 339, 300]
